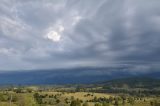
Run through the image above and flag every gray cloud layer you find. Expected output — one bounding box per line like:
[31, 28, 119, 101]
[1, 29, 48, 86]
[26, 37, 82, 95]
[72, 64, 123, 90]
[0, 0, 160, 71]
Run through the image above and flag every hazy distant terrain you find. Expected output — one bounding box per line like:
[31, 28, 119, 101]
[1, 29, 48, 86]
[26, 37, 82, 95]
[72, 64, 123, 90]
[0, 68, 159, 85]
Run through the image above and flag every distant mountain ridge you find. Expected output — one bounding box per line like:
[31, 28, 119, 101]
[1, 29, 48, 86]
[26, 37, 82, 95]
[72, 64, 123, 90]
[100, 77, 160, 89]
[0, 68, 159, 85]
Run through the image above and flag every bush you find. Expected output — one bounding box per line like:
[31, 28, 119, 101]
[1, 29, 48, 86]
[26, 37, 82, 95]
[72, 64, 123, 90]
[83, 102, 89, 106]
[70, 99, 81, 106]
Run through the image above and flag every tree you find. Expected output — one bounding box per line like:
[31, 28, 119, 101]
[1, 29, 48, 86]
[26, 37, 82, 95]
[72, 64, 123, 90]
[120, 95, 126, 106]
[12, 95, 18, 102]
[56, 99, 60, 104]
[71, 96, 74, 100]
[150, 101, 153, 106]
[102, 102, 109, 106]
[65, 98, 69, 104]
[83, 102, 89, 106]
[70, 99, 81, 106]
[108, 96, 113, 103]
[33, 93, 42, 104]
[0, 94, 8, 102]
[95, 103, 101, 106]
[94, 96, 98, 102]
[114, 99, 119, 106]
[128, 97, 135, 106]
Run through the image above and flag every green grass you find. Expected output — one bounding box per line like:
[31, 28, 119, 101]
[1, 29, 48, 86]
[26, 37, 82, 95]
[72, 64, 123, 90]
[0, 91, 159, 106]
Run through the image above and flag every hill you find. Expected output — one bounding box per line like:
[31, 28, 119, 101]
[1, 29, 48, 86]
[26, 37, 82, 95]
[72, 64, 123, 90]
[0, 68, 159, 85]
[101, 77, 160, 89]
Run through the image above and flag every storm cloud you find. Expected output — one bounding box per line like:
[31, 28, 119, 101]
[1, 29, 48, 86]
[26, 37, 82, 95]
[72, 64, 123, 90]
[0, 0, 160, 72]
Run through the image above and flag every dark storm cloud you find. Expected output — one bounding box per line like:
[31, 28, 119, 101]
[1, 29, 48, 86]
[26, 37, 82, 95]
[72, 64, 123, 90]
[0, 0, 160, 72]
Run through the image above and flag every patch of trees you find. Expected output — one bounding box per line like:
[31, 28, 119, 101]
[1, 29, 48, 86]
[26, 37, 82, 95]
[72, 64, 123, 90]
[84, 93, 94, 97]
[150, 100, 160, 106]
[33, 93, 62, 105]
[0, 93, 9, 102]
[70, 99, 82, 106]
[86, 95, 148, 106]
[33, 93, 43, 104]
[0, 93, 18, 102]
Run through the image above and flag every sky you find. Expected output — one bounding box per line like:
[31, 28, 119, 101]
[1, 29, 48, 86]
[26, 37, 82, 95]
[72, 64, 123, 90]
[0, 0, 160, 72]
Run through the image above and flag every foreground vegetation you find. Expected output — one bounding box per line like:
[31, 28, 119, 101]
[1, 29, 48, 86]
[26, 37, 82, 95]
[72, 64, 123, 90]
[0, 77, 159, 106]
[0, 90, 159, 106]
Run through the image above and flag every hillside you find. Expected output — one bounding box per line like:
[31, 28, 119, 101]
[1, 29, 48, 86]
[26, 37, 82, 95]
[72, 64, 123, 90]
[101, 77, 160, 89]
[0, 68, 159, 85]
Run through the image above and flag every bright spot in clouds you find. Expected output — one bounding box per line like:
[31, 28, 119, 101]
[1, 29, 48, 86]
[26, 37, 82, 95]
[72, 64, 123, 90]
[45, 25, 64, 42]
[46, 30, 61, 42]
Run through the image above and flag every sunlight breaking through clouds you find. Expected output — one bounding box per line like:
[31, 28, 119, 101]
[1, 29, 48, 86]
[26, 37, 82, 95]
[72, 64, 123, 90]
[45, 30, 61, 42]
[44, 25, 65, 42]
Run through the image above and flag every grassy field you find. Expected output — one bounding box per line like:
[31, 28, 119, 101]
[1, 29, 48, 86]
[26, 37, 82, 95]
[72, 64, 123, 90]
[38, 92, 159, 106]
[0, 92, 37, 106]
[0, 91, 159, 106]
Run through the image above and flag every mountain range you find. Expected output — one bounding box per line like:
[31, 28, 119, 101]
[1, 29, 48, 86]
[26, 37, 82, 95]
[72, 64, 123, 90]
[0, 67, 159, 85]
